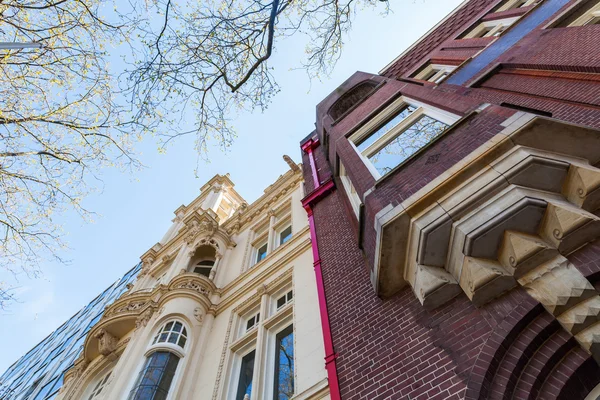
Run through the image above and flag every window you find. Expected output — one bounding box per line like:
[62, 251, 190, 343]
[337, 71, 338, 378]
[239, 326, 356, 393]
[235, 350, 255, 400]
[88, 371, 111, 400]
[273, 326, 294, 400]
[128, 352, 179, 400]
[278, 226, 292, 246]
[246, 313, 261, 332]
[413, 64, 456, 84]
[339, 162, 362, 218]
[563, 0, 600, 26]
[255, 242, 268, 264]
[151, 321, 188, 348]
[276, 291, 293, 310]
[349, 99, 455, 178]
[193, 260, 214, 278]
[496, 0, 537, 11]
[227, 288, 295, 400]
[463, 16, 519, 38]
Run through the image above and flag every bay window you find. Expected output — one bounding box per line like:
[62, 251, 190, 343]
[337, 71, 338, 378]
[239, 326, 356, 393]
[349, 98, 457, 179]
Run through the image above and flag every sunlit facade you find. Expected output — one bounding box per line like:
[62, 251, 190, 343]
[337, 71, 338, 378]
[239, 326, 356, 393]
[1, 167, 329, 400]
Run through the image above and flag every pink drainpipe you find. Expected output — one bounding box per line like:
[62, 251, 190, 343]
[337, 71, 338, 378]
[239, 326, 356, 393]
[301, 138, 341, 400]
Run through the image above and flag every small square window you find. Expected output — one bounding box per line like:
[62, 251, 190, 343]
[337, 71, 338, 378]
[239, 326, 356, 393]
[279, 226, 292, 245]
[245, 313, 260, 332]
[256, 243, 268, 264]
[276, 291, 293, 310]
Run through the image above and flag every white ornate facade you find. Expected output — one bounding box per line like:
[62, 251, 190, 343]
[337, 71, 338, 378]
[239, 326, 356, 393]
[58, 166, 329, 400]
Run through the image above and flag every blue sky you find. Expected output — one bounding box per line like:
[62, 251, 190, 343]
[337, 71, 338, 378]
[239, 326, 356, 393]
[0, 0, 463, 372]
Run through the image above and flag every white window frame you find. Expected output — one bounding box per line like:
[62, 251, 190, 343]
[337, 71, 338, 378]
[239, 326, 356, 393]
[245, 312, 261, 333]
[252, 238, 269, 266]
[339, 162, 362, 219]
[414, 64, 456, 83]
[274, 290, 294, 313]
[497, 0, 538, 12]
[568, 1, 600, 26]
[86, 370, 112, 400]
[273, 218, 293, 251]
[126, 319, 190, 400]
[464, 16, 520, 38]
[348, 96, 459, 180]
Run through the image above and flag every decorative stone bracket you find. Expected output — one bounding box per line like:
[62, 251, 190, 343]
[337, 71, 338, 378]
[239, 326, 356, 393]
[372, 115, 600, 363]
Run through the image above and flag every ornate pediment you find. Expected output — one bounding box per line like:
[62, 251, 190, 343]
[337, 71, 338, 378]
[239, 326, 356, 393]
[183, 210, 219, 244]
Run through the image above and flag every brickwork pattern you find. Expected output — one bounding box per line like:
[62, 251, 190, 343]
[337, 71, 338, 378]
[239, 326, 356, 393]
[381, 0, 500, 79]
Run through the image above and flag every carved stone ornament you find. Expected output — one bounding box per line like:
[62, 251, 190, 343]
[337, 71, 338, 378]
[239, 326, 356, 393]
[193, 307, 204, 323]
[135, 308, 155, 330]
[109, 300, 147, 317]
[94, 329, 118, 356]
[142, 255, 155, 271]
[175, 279, 210, 295]
[185, 218, 218, 244]
[283, 155, 301, 172]
[256, 283, 268, 296]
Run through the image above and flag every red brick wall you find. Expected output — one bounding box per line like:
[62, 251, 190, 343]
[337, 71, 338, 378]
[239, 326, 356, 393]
[300, 0, 600, 398]
[301, 144, 600, 398]
[381, 0, 501, 79]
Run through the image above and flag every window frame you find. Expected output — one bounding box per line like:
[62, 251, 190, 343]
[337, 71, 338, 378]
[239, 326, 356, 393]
[568, 1, 600, 26]
[127, 320, 190, 400]
[150, 320, 189, 352]
[413, 64, 456, 83]
[272, 325, 294, 400]
[86, 370, 112, 400]
[339, 161, 362, 219]
[128, 351, 180, 400]
[348, 97, 458, 180]
[463, 16, 520, 39]
[496, 0, 538, 11]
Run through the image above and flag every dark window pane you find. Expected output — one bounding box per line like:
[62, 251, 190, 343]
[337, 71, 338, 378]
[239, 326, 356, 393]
[128, 352, 180, 400]
[164, 322, 174, 332]
[273, 326, 294, 400]
[279, 226, 292, 245]
[236, 350, 255, 400]
[173, 322, 182, 333]
[277, 296, 286, 309]
[159, 333, 169, 343]
[167, 333, 178, 344]
[256, 244, 268, 263]
[178, 337, 186, 348]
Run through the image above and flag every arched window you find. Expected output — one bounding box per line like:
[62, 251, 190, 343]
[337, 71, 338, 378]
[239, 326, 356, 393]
[151, 320, 188, 348]
[128, 321, 188, 400]
[188, 245, 216, 278]
[193, 260, 215, 278]
[328, 80, 378, 121]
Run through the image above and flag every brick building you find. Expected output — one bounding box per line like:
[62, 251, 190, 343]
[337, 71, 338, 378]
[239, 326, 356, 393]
[300, 0, 600, 399]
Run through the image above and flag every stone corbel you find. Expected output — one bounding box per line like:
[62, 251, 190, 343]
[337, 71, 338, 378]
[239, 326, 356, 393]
[135, 307, 155, 330]
[94, 329, 118, 356]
